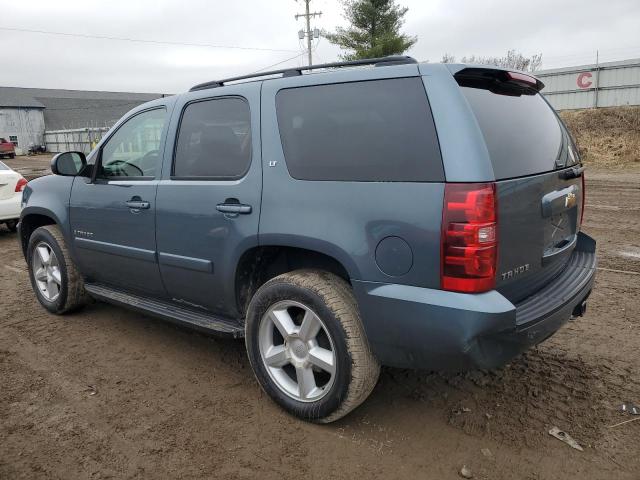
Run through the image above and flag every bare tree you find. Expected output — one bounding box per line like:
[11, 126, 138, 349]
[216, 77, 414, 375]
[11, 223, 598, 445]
[441, 52, 455, 63]
[440, 49, 543, 72]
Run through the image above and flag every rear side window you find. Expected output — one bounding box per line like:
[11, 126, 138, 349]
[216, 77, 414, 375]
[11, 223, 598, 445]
[173, 97, 251, 178]
[460, 87, 564, 179]
[275, 78, 443, 182]
[0, 161, 8, 170]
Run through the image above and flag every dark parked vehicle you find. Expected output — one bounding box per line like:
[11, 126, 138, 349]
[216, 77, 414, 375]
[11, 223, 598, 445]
[19, 57, 596, 422]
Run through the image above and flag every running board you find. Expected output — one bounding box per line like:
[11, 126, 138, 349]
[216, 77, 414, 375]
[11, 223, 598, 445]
[85, 283, 244, 338]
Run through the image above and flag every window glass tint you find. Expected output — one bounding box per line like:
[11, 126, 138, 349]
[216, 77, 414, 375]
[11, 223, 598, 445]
[100, 108, 166, 178]
[460, 87, 563, 179]
[174, 97, 251, 178]
[275, 78, 443, 182]
[0, 161, 8, 170]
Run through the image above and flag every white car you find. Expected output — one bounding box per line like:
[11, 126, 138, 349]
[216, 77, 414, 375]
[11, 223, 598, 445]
[0, 160, 27, 232]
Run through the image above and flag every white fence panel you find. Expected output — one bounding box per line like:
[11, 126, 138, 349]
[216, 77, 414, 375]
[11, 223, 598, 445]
[44, 127, 109, 154]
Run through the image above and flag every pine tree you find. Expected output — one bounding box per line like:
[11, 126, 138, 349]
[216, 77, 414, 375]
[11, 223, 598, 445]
[326, 0, 417, 60]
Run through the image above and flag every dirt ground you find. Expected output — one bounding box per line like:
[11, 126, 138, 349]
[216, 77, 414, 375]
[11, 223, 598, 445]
[1, 165, 640, 480]
[2, 154, 54, 181]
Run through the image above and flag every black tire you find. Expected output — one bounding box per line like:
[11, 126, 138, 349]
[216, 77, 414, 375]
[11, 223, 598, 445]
[27, 225, 89, 314]
[5, 220, 18, 232]
[9, 153, 15, 159]
[245, 269, 380, 423]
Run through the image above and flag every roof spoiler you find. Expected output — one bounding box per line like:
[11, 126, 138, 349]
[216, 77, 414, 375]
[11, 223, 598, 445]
[453, 67, 544, 94]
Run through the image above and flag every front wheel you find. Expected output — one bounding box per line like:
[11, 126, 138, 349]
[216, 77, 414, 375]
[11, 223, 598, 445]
[245, 269, 380, 423]
[27, 225, 89, 314]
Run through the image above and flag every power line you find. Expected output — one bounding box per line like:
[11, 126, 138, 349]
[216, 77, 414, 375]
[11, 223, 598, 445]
[249, 52, 308, 74]
[41, 52, 308, 95]
[0, 26, 297, 53]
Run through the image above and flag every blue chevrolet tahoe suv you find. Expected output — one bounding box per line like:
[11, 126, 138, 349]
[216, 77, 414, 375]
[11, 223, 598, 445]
[19, 56, 596, 422]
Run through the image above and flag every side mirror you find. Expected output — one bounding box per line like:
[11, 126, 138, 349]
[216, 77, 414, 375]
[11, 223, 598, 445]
[51, 151, 87, 176]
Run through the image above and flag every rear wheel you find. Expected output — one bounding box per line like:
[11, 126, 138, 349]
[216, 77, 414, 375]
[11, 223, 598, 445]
[245, 269, 380, 423]
[27, 225, 89, 314]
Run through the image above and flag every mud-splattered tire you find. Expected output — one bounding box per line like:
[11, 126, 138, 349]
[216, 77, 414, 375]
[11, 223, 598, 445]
[27, 225, 89, 314]
[245, 269, 380, 423]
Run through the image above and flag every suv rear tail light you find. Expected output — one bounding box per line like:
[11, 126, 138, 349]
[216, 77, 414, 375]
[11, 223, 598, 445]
[15, 177, 28, 192]
[441, 183, 498, 293]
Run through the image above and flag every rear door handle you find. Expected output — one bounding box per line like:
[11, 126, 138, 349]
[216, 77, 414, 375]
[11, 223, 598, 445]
[216, 203, 252, 215]
[126, 200, 150, 210]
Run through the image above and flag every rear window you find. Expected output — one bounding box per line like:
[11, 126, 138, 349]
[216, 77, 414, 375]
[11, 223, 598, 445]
[461, 87, 565, 179]
[173, 97, 251, 179]
[0, 161, 8, 170]
[275, 78, 444, 182]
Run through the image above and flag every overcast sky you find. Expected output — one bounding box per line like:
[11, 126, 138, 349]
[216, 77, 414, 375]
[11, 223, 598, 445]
[2, 0, 639, 93]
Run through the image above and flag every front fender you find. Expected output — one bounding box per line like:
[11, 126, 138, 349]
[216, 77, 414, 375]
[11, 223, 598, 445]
[19, 175, 74, 255]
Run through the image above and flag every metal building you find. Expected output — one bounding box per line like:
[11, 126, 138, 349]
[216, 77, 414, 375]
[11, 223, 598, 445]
[537, 57, 640, 110]
[0, 86, 163, 154]
[0, 91, 45, 155]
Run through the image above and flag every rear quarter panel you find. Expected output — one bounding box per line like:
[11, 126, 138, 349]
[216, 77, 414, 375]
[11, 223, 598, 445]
[259, 66, 444, 288]
[419, 63, 495, 182]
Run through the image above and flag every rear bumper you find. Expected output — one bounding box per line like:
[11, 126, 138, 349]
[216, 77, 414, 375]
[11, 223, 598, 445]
[354, 232, 596, 371]
[0, 192, 21, 221]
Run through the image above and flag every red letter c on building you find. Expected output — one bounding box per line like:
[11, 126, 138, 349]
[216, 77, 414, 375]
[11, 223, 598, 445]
[577, 72, 593, 89]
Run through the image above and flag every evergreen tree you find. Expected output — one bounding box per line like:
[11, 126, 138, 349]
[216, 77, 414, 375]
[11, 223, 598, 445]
[326, 0, 417, 60]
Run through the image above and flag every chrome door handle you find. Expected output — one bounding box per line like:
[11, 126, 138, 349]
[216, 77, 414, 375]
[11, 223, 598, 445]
[126, 200, 150, 210]
[216, 203, 252, 214]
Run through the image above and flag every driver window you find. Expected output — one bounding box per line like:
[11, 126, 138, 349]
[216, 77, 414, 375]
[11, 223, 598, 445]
[100, 108, 166, 179]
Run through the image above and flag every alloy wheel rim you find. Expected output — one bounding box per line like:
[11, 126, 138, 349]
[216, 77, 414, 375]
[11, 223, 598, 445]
[32, 242, 62, 302]
[258, 300, 337, 402]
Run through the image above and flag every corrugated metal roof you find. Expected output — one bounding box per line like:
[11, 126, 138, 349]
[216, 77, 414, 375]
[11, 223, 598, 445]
[0, 86, 165, 130]
[0, 89, 45, 108]
[6, 86, 162, 101]
[40, 97, 159, 130]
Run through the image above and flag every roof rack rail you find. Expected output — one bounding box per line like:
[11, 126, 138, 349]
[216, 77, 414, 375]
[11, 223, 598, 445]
[189, 55, 418, 92]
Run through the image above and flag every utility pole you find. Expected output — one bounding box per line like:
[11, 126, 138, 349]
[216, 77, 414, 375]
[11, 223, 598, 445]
[295, 0, 322, 66]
